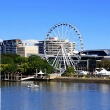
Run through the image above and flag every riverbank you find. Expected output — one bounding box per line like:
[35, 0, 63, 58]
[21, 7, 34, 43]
[53, 77, 110, 84]
[2, 75, 110, 84]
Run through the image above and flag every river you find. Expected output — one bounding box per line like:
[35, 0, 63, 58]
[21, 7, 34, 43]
[1, 81, 110, 110]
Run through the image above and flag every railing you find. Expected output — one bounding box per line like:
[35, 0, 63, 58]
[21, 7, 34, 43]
[21, 76, 34, 81]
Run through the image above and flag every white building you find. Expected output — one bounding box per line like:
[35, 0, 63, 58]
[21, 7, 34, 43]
[17, 46, 38, 57]
[38, 37, 76, 56]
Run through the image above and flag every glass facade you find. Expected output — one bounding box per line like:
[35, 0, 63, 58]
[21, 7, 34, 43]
[1, 39, 22, 54]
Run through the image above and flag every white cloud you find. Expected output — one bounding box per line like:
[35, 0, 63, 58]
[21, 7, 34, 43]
[0, 39, 3, 42]
[22, 39, 38, 46]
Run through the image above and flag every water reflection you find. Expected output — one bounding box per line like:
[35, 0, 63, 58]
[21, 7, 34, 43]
[1, 81, 110, 110]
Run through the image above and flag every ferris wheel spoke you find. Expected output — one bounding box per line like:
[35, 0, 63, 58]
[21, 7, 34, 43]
[63, 25, 68, 40]
[70, 30, 77, 40]
[52, 27, 59, 38]
[55, 55, 62, 69]
[62, 24, 65, 39]
[56, 56, 60, 68]
[75, 38, 81, 49]
[65, 26, 71, 40]
[64, 25, 71, 40]
[49, 32, 55, 38]
[54, 56, 59, 68]
[64, 48, 72, 66]
[52, 48, 61, 66]
[59, 56, 62, 68]
[44, 23, 84, 73]
[56, 25, 61, 39]
[66, 27, 75, 41]
[58, 56, 62, 68]
[62, 47, 71, 67]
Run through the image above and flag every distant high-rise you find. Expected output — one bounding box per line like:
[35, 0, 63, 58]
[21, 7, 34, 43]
[37, 37, 76, 56]
[0, 39, 38, 57]
[2, 39, 22, 54]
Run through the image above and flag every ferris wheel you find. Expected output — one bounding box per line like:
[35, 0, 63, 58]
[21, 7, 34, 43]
[44, 23, 84, 73]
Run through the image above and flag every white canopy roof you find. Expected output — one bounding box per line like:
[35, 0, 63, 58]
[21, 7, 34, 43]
[79, 71, 88, 75]
[98, 68, 110, 75]
[99, 69, 108, 73]
[37, 70, 45, 75]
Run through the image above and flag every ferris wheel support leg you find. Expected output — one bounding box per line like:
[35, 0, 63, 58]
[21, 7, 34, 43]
[52, 48, 61, 67]
[61, 47, 68, 70]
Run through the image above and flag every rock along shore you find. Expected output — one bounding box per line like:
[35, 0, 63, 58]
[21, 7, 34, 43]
[53, 77, 110, 84]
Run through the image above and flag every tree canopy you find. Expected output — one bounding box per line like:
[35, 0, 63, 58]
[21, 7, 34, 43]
[27, 55, 55, 74]
[62, 66, 75, 76]
[1, 54, 55, 75]
[97, 60, 110, 70]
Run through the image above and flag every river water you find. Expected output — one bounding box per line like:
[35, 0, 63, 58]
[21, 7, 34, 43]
[1, 81, 110, 110]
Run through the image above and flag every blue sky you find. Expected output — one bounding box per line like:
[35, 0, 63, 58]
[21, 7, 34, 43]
[0, 0, 110, 50]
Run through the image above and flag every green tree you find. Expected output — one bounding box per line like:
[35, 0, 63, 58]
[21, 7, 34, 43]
[1, 55, 14, 64]
[28, 55, 55, 74]
[1, 54, 55, 75]
[2, 63, 18, 74]
[97, 60, 110, 70]
[42, 60, 55, 74]
[63, 66, 75, 76]
[15, 56, 28, 65]
[17, 63, 29, 74]
[1, 53, 20, 63]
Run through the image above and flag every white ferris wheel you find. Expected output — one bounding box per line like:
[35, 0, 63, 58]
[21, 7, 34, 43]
[44, 23, 84, 73]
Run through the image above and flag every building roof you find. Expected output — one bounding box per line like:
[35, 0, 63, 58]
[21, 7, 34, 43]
[82, 49, 110, 56]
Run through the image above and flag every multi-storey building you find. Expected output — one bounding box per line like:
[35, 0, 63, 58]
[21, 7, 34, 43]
[17, 46, 38, 57]
[0, 39, 38, 57]
[37, 37, 76, 56]
[0, 42, 3, 54]
[1, 39, 22, 54]
[1, 38, 110, 71]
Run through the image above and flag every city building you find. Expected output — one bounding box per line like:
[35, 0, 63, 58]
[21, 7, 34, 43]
[35, 38, 110, 72]
[77, 49, 110, 72]
[81, 49, 110, 60]
[1, 39, 22, 54]
[37, 37, 76, 56]
[0, 42, 3, 54]
[0, 39, 38, 57]
[17, 46, 38, 57]
[82, 49, 110, 56]
[0, 38, 110, 72]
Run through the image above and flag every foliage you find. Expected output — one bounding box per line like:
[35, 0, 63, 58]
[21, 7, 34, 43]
[1, 55, 14, 64]
[62, 66, 75, 76]
[1, 54, 55, 75]
[1, 53, 110, 76]
[15, 56, 28, 64]
[97, 60, 110, 70]
[0, 64, 8, 74]
[27, 55, 55, 75]
[1, 63, 18, 74]
[1, 53, 20, 63]
[17, 63, 29, 73]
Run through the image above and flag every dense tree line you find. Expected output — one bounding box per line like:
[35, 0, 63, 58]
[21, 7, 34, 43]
[1, 53, 110, 76]
[0, 54, 55, 75]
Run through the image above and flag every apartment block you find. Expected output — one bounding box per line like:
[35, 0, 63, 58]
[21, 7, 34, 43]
[0, 39, 38, 57]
